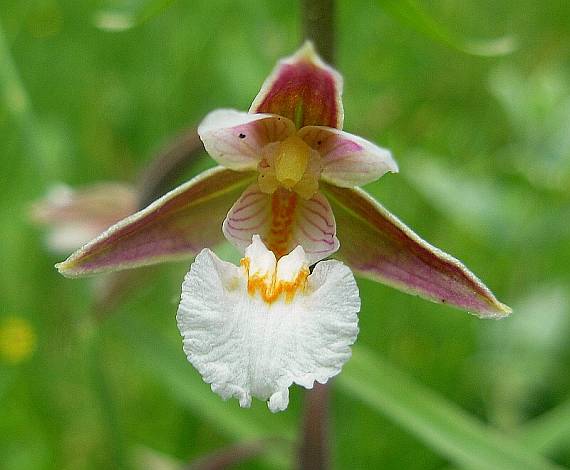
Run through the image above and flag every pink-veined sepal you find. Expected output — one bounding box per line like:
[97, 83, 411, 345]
[56, 167, 255, 277]
[322, 183, 511, 318]
[250, 41, 344, 129]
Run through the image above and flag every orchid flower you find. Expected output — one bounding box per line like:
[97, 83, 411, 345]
[31, 183, 137, 252]
[56, 42, 509, 318]
[56, 42, 510, 411]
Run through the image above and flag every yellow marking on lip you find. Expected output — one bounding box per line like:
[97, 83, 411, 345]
[240, 257, 309, 304]
[266, 189, 298, 259]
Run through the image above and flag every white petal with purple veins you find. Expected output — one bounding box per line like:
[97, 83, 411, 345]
[198, 110, 296, 170]
[299, 126, 398, 187]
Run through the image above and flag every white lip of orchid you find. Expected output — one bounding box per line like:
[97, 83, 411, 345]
[257, 135, 322, 200]
[241, 237, 310, 304]
[176, 234, 360, 412]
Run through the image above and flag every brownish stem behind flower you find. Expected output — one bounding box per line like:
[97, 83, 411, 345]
[298, 382, 331, 470]
[137, 0, 337, 208]
[92, 268, 153, 321]
[184, 438, 289, 470]
[301, 0, 335, 64]
[91, 127, 204, 316]
[299, 2, 335, 469]
[136, 126, 205, 208]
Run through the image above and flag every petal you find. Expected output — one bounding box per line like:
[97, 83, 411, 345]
[176, 242, 360, 412]
[250, 41, 344, 129]
[30, 182, 138, 252]
[56, 167, 255, 277]
[223, 185, 339, 265]
[198, 110, 295, 170]
[30, 183, 137, 224]
[322, 183, 512, 318]
[46, 225, 108, 253]
[299, 126, 399, 187]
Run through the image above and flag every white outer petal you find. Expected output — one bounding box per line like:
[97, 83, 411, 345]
[176, 248, 360, 412]
[299, 126, 398, 187]
[198, 110, 296, 171]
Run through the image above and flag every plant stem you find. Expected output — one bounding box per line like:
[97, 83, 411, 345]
[184, 438, 288, 470]
[136, 127, 204, 209]
[300, 0, 336, 64]
[298, 382, 331, 470]
[298, 1, 336, 468]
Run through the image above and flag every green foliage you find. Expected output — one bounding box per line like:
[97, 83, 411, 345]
[339, 346, 562, 470]
[1, 0, 570, 468]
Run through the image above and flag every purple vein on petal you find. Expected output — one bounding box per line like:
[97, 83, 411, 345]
[300, 213, 335, 237]
[229, 205, 267, 222]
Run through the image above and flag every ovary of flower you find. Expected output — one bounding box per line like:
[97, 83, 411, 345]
[176, 235, 360, 412]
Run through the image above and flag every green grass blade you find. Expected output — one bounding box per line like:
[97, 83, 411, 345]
[0, 19, 51, 180]
[87, 331, 128, 470]
[378, 0, 516, 57]
[93, 0, 177, 32]
[518, 400, 570, 453]
[337, 346, 562, 470]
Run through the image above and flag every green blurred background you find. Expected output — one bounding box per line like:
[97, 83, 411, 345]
[1, 0, 570, 468]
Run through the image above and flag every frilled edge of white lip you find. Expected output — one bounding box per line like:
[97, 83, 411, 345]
[176, 236, 360, 412]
